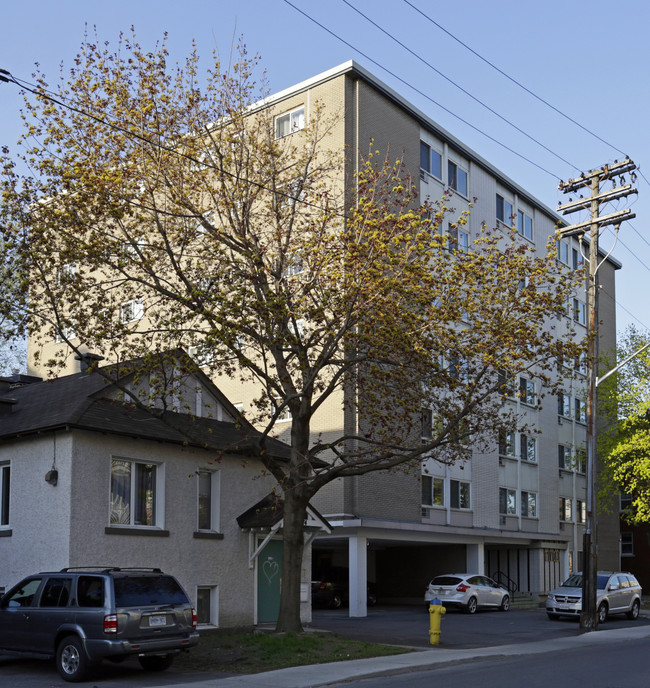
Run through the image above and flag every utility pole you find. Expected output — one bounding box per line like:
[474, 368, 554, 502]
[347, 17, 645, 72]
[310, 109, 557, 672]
[557, 158, 637, 631]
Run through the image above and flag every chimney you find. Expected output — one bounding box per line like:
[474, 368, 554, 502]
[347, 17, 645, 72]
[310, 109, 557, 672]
[0, 373, 41, 392]
[75, 352, 105, 374]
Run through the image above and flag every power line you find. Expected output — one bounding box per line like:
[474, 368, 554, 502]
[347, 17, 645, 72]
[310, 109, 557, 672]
[282, 0, 560, 179]
[0, 69, 337, 218]
[342, 0, 580, 172]
[402, 0, 627, 158]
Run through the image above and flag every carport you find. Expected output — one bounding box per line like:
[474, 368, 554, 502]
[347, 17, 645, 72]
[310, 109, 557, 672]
[312, 517, 570, 617]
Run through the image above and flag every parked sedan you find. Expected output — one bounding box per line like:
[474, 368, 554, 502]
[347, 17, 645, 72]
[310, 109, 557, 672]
[312, 577, 377, 609]
[424, 574, 510, 614]
[545, 571, 642, 623]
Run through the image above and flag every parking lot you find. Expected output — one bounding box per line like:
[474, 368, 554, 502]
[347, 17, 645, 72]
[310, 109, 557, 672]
[309, 603, 650, 649]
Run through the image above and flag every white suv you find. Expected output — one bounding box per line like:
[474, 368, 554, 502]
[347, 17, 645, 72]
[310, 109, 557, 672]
[546, 571, 642, 623]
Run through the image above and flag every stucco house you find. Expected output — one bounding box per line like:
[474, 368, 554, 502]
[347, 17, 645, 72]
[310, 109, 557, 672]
[0, 353, 327, 627]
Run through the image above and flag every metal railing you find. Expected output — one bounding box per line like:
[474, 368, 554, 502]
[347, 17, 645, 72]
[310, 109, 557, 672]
[492, 571, 519, 593]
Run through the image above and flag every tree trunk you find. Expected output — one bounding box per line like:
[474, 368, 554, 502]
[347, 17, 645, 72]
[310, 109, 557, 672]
[275, 487, 309, 633]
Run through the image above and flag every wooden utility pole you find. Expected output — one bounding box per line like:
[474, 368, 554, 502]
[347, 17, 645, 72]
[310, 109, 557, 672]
[557, 158, 637, 631]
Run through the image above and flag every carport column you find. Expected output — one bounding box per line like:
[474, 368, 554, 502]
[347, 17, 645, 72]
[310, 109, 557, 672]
[348, 535, 368, 617]
[466, 542, 485, 574]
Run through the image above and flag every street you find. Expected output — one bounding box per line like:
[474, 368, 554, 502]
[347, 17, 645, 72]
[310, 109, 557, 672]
[327, 637, 650, 688]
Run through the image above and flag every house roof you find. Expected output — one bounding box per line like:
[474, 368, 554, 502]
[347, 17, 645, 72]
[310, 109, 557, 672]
[237, 492, 332, 532]
[0, 359, 291, 460]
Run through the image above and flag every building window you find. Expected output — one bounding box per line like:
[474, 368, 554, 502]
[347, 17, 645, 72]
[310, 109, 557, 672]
[573, 299, 587, 326]
[521, 491, 537, 518]
[558, 393, 571, 418]
[196, 585, 218, 625]
[574, 397, 586, 423]
[559, 497, 573, 522]
[520, 435, 536, 462]
[110, 458, 159, 527]
[620, 493, 633, 512]
[55, 322, 77, 343]
[576, 500, 586, 524]
[121, 240, 145, 260]
[621, 532, 634, 557]
[575, 353, 587, 376]
[422, 475, 444, 506]
[274, 105, 305, 138]
[421, 409, 433, 441]
[58, 262, 78, 284]
[120, 299, 143, 324]
[197, 470, 220, 532]
[274, 398, 292, 423]
[517, 210, 533, 240]
[556, 240, 570, 265]
[572, 247, 584, 270]
[448, 224, 469, 252]
[0, 463, 9, 527]
[499, 487, 516, 515]
[450, 480, 470, 509]
[194, 210, 216, 237]
[496, 194, 513, 226]
[284, 254, 305, 278]
[498, 369, 515, 398]
[498, 431, 515, 457]
[519, 377, 536, 405]
[447, 160, 468, 196]
[420, 141, 442, 179]
[558, 445, 572, 470]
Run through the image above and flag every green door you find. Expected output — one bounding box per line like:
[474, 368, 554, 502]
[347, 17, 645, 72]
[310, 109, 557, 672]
[257, 539, 283, 623]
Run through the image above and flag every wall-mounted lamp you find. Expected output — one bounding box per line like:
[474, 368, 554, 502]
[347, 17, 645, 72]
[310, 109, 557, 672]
[45, 469, 58, 486]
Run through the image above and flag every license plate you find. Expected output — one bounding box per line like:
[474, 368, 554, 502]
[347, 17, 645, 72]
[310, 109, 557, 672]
[149, 614, 167, 627]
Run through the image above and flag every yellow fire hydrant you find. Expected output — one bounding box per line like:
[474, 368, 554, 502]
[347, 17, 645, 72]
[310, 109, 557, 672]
[428, 597, 446, 645]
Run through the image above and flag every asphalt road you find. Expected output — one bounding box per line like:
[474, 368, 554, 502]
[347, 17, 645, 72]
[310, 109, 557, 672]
[326, 637, 650, 688]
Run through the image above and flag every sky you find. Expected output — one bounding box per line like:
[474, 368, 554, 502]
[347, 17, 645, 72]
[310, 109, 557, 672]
[1, 0, 649, 347]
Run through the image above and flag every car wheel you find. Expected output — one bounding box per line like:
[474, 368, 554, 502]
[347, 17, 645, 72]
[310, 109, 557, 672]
[546, 612, 559, 620]
[499, 595, 510, 612]
[466, 597, 478, 614]
[330, 592, 343, 609]
[597, 602, 608, 624]
[627, 599, 640, 620]
[138, 654, 175, 672]
[56, 635, 90, 682]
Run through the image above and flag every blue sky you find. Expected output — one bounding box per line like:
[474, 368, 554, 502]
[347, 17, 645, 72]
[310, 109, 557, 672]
[2, 0, 649, 339]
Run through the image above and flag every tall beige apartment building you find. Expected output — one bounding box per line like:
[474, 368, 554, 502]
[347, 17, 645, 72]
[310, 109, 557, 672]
[27, 61, 620, 614]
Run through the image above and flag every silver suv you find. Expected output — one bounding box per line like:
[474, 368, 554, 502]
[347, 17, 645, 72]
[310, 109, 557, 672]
[545, 571, 642, 623]
[0, 567, 199, 681]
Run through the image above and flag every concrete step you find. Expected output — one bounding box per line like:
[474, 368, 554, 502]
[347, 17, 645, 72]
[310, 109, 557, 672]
[509, 593, 541, 609]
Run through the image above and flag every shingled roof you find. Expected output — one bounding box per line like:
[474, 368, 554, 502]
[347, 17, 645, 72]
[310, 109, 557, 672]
[0, 361, 291, 460]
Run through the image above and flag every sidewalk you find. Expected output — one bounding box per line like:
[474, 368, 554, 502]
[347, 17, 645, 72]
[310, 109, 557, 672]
[156, 621, 650, 688]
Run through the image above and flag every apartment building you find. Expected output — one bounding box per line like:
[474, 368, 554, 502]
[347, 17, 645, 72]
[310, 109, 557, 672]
[26, 61, 620, 613]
